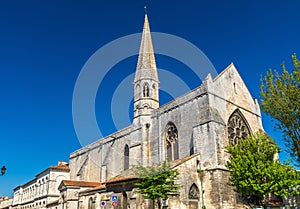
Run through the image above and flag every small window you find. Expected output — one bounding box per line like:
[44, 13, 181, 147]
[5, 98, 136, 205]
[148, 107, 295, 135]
[88, 197, 95, 209]
[124, 144, 129, 170]
[143, 83, 150, 97]
[188, 183, 199, 199]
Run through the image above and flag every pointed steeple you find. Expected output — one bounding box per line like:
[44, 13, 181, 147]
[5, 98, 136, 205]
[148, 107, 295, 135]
[133, 15, 159, 119]
[134, 14, 159, 83]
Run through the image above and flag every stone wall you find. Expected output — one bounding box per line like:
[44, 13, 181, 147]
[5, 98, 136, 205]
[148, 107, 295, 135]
[66, 63, 264, 209]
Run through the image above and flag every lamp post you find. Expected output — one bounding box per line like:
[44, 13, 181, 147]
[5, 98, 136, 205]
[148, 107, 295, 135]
[1, 166, 6, 176]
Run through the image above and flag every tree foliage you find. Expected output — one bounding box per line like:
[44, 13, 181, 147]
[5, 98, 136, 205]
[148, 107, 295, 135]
[133, 161, 180, 208]
[226, 131, 300, 206]
[260, 54, 300, 164]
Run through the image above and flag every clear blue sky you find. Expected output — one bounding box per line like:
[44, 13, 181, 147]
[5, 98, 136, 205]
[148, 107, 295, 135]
[0, 0, 299, 196]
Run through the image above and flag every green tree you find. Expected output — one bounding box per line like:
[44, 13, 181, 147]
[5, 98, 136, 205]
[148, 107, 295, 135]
[133, 161, 180, 209]
[260, 53, 300, 164]
[226, 131, 300, 207]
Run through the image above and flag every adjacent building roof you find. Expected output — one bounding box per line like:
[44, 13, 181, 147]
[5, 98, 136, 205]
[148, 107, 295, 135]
[14, 161, 70, 191]
[79, 185, 106, 195]
[104, 175, 138, 184]
[60, 180, 101, 187]
[36, 162, 70, 177]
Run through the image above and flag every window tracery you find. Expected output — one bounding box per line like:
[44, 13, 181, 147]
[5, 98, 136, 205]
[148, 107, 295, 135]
[227, 109, 250, 145]
[165, 122, 179, 160]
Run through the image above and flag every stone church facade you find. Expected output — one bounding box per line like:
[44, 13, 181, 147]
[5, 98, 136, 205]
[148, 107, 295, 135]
[62, 14, 263, 209]
[12, 15, 265, 209]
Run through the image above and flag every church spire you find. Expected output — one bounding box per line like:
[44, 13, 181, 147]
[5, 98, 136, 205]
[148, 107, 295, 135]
[133, 14, 159, 119]
[134, 14, 159, 83]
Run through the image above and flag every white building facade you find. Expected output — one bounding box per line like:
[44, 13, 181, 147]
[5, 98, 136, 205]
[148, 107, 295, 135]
[0, 197, 13, 209]
[12, 162, 70, 209]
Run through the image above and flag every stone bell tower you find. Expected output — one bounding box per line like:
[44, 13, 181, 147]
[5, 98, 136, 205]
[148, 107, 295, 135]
[133, 14, 159, 124]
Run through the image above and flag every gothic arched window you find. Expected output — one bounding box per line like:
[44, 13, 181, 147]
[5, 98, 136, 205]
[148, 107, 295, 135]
[135, 84, 140, 96]
[124, 144, 129, 170]
[143, 83, 150, 97]
[227, 109, 251, 145]
[152, 83, 157, 97]
[188, 183, 199, 199]
[165, 122, 179, 160]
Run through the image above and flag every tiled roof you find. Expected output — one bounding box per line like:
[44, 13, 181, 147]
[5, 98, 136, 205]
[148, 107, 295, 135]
[80, 185, 106, 194]
[101, 154, 199, 186]
[104, 175, 138, 184]
[50, 164, 70, 171]
[61, 180, 101, 187]
[36, 163, 70, 177]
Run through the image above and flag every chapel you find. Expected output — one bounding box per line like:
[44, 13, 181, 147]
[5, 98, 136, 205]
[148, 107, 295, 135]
[64, 14, 262, 209]
[11, 14, 264, 209]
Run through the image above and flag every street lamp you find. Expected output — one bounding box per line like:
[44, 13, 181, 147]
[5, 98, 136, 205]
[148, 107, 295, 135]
[1, 166, 6, 176]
